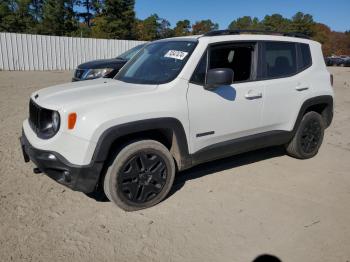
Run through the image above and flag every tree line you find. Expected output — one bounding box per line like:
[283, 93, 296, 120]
[1, 0, 349, 56]
[229, 14, 350, 56]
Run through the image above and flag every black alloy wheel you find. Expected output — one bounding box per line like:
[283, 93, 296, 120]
[300, 119, 322, 154]
[285, 111, 325, 159]
[103, 140, 176, 211]
[117, 152, 167, 203]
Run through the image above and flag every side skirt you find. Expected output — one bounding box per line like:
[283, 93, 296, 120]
[190, 130, 292, 167]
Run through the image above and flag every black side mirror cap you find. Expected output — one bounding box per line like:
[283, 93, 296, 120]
[205, 68, 234, 90]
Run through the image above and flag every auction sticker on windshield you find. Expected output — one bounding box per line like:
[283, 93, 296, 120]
[164, 50, 188, 60]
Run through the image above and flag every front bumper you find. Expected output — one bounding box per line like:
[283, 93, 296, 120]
[72, 77, 82, 82]
[20, 132, 103, 193]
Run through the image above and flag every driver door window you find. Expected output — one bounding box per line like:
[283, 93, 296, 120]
[209, 44, 254, 82]
[190, 43, 255, 85]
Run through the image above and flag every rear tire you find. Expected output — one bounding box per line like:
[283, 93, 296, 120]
[286, 111, 325, 159]
[103, 140, 175, 211]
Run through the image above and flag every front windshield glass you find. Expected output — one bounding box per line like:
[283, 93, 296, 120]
[117, 44, 145, 61]
[116, 41, 197, 85]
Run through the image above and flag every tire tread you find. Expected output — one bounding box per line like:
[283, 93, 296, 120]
[286, 111, 325, 159]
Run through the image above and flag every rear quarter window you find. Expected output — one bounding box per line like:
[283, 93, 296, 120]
[298, 43, 312, 70]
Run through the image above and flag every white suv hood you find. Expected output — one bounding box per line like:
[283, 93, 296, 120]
[31, 78, 157, 110]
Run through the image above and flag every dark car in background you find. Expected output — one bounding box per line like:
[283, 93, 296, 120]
[72, 44, 145, 81]
[325, 56, 350, 67]
[338, 56, 350, 67]
[325, 56, 343, 66]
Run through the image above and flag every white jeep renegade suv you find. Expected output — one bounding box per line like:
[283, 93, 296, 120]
[20, 30, 334, 211]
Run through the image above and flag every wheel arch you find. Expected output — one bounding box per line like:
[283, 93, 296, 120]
[293, 95, 333, 133]
[91, 118, 192, 171]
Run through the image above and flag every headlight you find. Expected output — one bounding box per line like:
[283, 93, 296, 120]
[29, 99, 61, 139]
[52, 111, 60, 132]
[84, 68, 114, 80]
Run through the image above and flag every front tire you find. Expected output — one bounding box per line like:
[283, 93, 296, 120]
[286, 111, 325, 159]
[103, 140, 175, 211]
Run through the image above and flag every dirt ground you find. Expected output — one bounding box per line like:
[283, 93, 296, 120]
[0, 68, 350, 262]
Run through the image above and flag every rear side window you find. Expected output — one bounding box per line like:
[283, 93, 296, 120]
[298, 43, 312, 70]
[264, 42, 297, 78]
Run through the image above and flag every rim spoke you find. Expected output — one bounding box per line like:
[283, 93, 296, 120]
[122, 169, 138, 180]
[143, 184, 162, 200]
[122, 158, 139, 180]
[149, 183, 163, 193]
[150, 160, 164, 173]
[135, 184, 144, 201]
[151, 165, 166, 182]
[139, 184, 154, 202]
[135, 155, 146, 172]
[141, 153, 160, 170]
[122, 181, 139, 200]
[129, 157, 141, 172]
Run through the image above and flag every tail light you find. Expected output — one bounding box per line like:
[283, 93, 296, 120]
[330, 74, 334, 87]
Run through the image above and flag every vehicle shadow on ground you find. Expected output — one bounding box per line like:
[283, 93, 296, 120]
[252, 254, 282, 262]
[86, 146, 285, 202]
[168, 146, 285, 198]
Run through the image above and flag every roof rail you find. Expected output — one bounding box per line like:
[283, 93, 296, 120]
[203, 29, 310, 39]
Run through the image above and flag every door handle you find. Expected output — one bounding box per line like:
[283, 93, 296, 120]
[245, 90, 263, 100]
[295, 85, 309, 91]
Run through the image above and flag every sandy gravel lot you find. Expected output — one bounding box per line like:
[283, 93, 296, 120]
[0, 68, 350, 262]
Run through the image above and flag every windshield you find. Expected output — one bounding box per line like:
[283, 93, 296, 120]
[116, 44, 145, 61]
[116, 41, 197, 85]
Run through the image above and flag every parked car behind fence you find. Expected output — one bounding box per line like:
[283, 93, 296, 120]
[72, 44, 146, 81]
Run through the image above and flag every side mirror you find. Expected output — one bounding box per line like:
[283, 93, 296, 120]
[205, 68, 234, 90]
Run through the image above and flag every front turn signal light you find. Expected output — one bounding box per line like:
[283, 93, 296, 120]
[68, 113, 77, 130]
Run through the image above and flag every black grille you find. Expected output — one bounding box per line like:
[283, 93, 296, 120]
[29, 99, 41, 133]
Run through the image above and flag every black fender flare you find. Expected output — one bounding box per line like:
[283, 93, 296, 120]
[292, 95, 333, 134]
[90, 117, 192, 170]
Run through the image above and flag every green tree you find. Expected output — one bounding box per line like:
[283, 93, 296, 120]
[72, 0, 99, 37]
[0, 1, 12, 31]
[92, 0, 135, 39]
[288, 12, 315, 36]
[262, 14, 289, 31]
[76, 0, 101, 28]
[40, 0, 78, 36]
[311, 23, 332, 55]
[158, 18, 174, 38]
[133, 14, 159, 40]
[174, 19, 191, 36]
[228, 16, 262, 30]
[192, 19, 218, 34]
[64, 0, 78, 34]
[30, 0, 43, 22]
[0, 0, 37, 33]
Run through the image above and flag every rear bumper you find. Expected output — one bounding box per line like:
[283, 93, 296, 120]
[20, 132, 103, 193]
